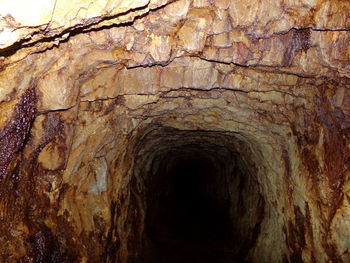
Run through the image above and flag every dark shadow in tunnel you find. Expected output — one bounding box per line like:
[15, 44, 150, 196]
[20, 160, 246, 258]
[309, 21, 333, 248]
[141, 152, 242, 263]
[160, 157, 232, 244]
[125, 129, 267, 263]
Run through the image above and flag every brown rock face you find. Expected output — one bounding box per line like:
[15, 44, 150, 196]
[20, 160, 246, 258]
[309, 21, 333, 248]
[0, 1, 349, 262]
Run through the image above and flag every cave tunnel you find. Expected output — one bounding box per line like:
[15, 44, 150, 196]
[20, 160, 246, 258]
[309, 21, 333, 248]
[1, 0, 349, 261]
[130, 128, 265, 263]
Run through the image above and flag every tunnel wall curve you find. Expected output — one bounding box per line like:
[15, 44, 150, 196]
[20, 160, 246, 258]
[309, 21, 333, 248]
[0, 55, 348, 263]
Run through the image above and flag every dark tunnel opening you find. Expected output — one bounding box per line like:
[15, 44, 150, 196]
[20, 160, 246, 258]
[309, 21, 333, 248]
[163, 157, 232, 243]
[145, 156, 234, 263]
[131, 133, 266, 263]
[128, 129, 265, 263]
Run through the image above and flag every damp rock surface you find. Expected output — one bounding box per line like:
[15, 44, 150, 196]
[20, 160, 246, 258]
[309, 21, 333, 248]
[0, 0, 350, 263]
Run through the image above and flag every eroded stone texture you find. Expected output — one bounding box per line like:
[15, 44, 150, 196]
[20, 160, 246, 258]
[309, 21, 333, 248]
[0, 0, 349, 262]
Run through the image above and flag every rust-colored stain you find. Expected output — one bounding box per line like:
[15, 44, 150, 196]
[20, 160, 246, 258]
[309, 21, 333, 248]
[281, 28, 311, 67]
[315, 89, 345, 194]
[0, 85, 36, 178]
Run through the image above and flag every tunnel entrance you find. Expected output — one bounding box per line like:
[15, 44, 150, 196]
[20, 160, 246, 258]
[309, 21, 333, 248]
[131, 130, 265, 263]
[144, 155, 234, 263]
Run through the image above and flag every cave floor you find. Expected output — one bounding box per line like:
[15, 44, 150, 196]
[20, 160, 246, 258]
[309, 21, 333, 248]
[142, 197, 241, 263]
[143, 230, 240, 263]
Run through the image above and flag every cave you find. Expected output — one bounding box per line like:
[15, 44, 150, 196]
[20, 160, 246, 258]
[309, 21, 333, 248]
[0, 1, 350, 263]
[131, 129, 265, 263]
[143, 151, 242, 263]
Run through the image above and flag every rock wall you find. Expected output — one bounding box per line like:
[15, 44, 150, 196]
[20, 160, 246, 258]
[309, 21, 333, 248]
[0, 0, 349, 262]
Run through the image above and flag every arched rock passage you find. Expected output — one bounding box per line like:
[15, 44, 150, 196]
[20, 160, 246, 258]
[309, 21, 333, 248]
[0, 0, 349, 258]
[127, 128, 265, 263]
